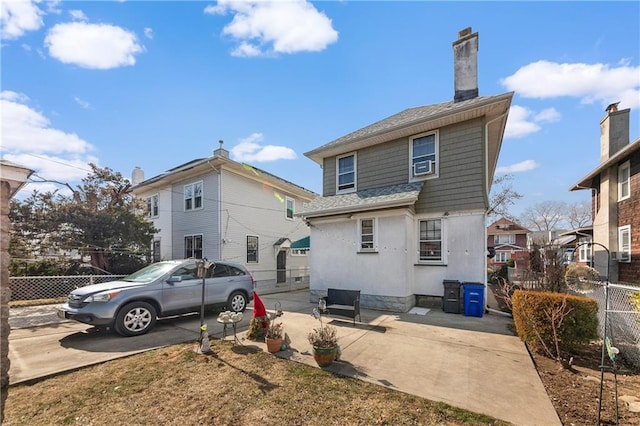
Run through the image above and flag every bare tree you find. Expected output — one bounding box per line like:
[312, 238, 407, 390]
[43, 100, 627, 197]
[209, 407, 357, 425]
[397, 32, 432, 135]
[488, 174, 523, 221]
[519, 200, 568, 233]
[567, 200, 592, 229]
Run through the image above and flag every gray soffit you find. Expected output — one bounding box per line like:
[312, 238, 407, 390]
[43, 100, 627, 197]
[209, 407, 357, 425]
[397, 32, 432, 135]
[298, 182, 424, 218]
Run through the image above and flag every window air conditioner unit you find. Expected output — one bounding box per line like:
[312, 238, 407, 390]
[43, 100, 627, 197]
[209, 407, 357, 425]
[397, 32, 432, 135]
[611, 251, 630, 262]
[414, 161, 433, 176]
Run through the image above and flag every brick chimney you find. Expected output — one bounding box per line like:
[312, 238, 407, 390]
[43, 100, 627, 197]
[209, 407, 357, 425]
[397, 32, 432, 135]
[453, 27, 479, 103]
[600, 102, 630, 162]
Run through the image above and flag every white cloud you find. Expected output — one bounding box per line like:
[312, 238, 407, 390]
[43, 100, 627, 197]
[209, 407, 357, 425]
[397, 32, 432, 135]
[206, 0, 338, 57]
[505, 105, 561, 139]
[144, 27, 153, 39]
[501, 60, 640, 109]
[230, 133, 297, 162]
[45, 22, 144, 69]
[1, 90, 94, 155]
[69, 9, 87, 21]
[496, 160, 539, 174]
[534, 108, 560, 123]
[73, 96, 90, 109]
[0, 91, 97, 193]
[1, 0, 44, 39]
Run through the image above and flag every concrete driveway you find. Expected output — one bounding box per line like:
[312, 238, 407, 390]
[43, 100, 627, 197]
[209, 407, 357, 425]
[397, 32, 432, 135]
[8, 290, 561, 426]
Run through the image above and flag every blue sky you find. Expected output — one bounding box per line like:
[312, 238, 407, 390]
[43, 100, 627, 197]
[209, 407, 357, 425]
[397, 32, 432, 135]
[2, 0, 639, 219]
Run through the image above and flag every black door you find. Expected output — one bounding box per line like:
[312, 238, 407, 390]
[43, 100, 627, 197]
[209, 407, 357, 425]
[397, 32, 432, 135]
[276, 250, 286, 283]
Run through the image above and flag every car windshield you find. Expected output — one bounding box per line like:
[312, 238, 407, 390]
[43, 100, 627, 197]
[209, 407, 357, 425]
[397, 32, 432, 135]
[122, 262, 183, 283]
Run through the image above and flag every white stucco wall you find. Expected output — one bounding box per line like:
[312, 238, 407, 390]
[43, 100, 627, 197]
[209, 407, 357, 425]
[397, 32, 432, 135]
[309, 213, 412, 297]
[309, 209, 487, 311]
[412, 212, 486, 296]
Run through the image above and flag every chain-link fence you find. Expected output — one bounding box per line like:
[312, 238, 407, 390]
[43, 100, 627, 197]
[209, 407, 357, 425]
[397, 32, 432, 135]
[249, 267, 310, 295]
[571, 281, 640, 369]
[9, 275, 126, 302]
[8, 267, 310, 302]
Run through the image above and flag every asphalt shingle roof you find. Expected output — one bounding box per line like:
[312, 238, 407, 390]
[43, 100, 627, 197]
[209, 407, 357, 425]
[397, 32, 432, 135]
[306, 94, 508, 156]
[299, 182, 424, 217]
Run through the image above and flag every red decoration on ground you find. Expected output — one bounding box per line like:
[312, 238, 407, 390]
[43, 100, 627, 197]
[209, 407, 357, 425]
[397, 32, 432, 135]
[253, 291, 267, 317]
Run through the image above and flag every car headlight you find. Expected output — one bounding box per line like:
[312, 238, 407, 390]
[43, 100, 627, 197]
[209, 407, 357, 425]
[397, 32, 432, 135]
[86, 291, 120, 303]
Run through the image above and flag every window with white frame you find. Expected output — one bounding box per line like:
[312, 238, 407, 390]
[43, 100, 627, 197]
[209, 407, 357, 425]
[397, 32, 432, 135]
[184, 234, 203, 259]
[410, 132, 438, 179]
[291, 248, 309, 256]
[247, 235, 259, 263]
[578, 237, 592, 262]
[618, 161, 630, 201]
[184, 181, 203, 211]
[494, 234, 516, 245]
[285, 197, 294, 220]
[419, 218, 442, 261]
[618, 225, 631, 262]
[336, 153, 356, 193]
[359, 218, 376, 252]
[495, 251, 510, 263]
[146, 194, 159, 218]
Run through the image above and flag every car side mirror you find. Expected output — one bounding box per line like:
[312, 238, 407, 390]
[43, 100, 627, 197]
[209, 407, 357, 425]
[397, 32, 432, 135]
[166, 276, 182, 284]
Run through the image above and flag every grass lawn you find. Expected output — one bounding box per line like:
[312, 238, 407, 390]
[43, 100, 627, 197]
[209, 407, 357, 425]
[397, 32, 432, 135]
[4, 340, 509, 425]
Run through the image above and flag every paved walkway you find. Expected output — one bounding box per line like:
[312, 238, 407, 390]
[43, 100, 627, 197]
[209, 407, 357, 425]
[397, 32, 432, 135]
[8, 291, 560, 425]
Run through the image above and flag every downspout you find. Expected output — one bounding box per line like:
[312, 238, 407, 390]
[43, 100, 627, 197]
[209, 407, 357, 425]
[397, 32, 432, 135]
[484, 110, 509, 315]
[207, 161, 223, 260]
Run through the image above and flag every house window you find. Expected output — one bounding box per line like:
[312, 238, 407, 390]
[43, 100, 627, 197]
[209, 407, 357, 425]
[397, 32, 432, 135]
[247, 235, 259, 263]
[184, 234, 203, 259]
[419, 218, 442, 261]
[494, 234, 516, 245]
[336, 153, 356, 193]
[578, 237, 592, 263]
[146, 194, 159, 218]
[184, 181, 203, 211]
[410, 131, 438, 179]
[152, 240, 161, 262]
[495, 251, 510, 263]
[618, 225, 631, 262]
[291, 248, 309, 256]
[618, 161, 630, 201]
[285, 197, 294, 220]
[359, 218, 376, 252]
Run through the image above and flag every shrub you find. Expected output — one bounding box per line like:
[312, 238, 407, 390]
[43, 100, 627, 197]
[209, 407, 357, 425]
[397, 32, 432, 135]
[512, 290, 598, 360]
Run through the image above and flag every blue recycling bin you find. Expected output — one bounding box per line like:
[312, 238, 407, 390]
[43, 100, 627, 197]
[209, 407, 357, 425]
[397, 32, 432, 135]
[462, 283, 485, 317]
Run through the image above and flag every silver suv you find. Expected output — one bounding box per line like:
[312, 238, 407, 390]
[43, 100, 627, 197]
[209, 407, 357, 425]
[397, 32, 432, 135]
[57, 259, 254, 336]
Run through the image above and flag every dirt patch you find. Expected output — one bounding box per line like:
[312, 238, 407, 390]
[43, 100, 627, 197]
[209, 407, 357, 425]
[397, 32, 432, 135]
[533, 342, 640, 425]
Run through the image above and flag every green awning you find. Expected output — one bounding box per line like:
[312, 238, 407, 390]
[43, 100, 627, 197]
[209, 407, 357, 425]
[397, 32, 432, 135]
[290, 236, 310, 249]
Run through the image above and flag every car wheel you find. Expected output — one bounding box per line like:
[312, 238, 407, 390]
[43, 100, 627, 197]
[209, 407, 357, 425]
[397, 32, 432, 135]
[227, 291, 247, 313]
[114, 301, 157, 337]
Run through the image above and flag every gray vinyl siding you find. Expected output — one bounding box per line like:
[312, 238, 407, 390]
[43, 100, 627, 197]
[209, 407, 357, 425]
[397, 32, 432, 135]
[358, 138, 407, 190]
[321, 118, 486, 212]
[171, 172, 221, 260]
[323, 157, 336, 196]
[415, 118, 485, 213]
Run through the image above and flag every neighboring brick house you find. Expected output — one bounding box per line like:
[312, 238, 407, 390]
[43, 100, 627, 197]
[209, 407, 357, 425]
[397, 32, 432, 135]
[131, 145, 317, 287]
[299, 28, 513, 311]
[570, 104, 640, 285]
[487, 218, 529, 268]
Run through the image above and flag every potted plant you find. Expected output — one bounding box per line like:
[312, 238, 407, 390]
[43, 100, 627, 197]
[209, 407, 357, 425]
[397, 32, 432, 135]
[265, 321, 284, 353]
[308, 308, 339, 367]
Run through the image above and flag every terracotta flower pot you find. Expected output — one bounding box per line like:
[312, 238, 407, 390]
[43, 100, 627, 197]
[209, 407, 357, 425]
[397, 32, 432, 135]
[265, 337, 283, 353]
[312, 346, 337, 367]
